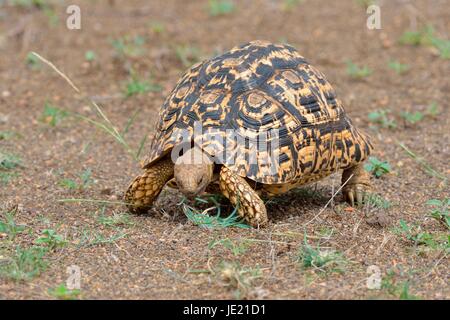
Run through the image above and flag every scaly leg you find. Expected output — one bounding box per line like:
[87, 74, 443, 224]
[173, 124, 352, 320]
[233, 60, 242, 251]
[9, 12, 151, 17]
[125, 157, 174, 214]
[219, 166, 268, 228]
[341, 163, 371, 206]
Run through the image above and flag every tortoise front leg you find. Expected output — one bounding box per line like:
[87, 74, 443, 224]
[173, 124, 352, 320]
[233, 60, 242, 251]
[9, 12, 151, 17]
[219, 166, 268, 228]
[125, 157, 174, 214]
[341, 163, 372, 206]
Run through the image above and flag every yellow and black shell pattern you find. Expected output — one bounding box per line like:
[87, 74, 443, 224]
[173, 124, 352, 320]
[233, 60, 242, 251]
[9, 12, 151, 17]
[144, 40, 373, 184]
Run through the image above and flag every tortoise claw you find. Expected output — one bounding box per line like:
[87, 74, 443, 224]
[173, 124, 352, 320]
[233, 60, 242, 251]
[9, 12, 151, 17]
[342, 164, 372, 208]
[343, 185, 368, 207]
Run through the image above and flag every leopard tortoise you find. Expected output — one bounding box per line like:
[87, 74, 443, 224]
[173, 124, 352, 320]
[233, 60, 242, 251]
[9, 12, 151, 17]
[125, 40, 373, 227]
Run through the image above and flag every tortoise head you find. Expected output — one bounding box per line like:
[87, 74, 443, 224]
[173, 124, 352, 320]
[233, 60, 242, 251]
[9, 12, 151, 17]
[174, 147, 214, 199]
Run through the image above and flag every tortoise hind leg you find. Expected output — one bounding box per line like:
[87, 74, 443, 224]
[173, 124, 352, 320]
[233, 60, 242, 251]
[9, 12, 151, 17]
[125, 157, 174, 214]
[219, 166, 268, 228]
[341, 163, 371, 206]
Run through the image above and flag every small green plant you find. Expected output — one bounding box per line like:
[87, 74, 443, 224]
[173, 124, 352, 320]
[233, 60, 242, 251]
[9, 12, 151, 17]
[26, 52, 41, 70]
[368, 109, 397, 129]
[40, 102, 68, 127]
[111, 35, 146, 59]
[400, 111, 424, 125]
[425, 102, 440, 117]
[297, 239, 346, 274]
[346, 60, 372, 78]
[0, 150, 21, 185]
[149, 21, 165, 34]
[399, 25, 450, 59]
[430, 37, 450, 59]
[399, 25, 435, 46]
[175, 45, 202, 68]
[381, 271, 420, 300]
[59, 178, 77, 190]
[43, 7, 58, 27]
[394, 220, 439, 248]
[0, 150, 21, 171]
[0, 210, 27, 240]
[0, 246, 48, 281]
[364, 156, 391, 178]
[48, 284, 81, 300]
[85, 50, 96, 62]
[388, 60, 409, 74]
[124, 75, 162, 97]
[208, 0, 235, 16]
[0, 131, 16, 140]
[365, 193, 391, 209]
[426, 198, 449, 229]
[35, 229, 67, 250]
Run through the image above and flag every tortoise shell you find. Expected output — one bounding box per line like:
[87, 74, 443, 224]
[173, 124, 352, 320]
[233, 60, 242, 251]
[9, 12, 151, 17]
[144, 40, 372, 184]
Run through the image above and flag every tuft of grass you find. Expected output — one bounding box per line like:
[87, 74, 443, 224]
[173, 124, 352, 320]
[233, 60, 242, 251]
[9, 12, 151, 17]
[48, 284, 81, 300]
[175, 45, 202, 68]
[0, 209, 27, 241]
[182, 202, 250, 229]
[388, 60, 409, 74]
[123, 75, 162, 97]
[354, 0, 375, 8]
[78, 228, 127, 247]
[208, 238, 251, 256]
[208, 0, 235, 16]
[216, 261, 261, 299]
[9, 0, 47, 9]
[297, 239, 347, 274]
[282, 0, 305, 11]
[35, 229, 67, 250]
[97, 212, 134, 228]
[40, 102, 68, 127]
[364, 156, 391, 178]
[30, 52, 141, 162]
[346, 60, 372, 79]
[59, 168, 93, 191]
[426, 198, 449, 230]
[397, 142, 447, 182]
[0, 131, 17, 140]
[0, 246, 48, 281]
[368, 109, 397, 129]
